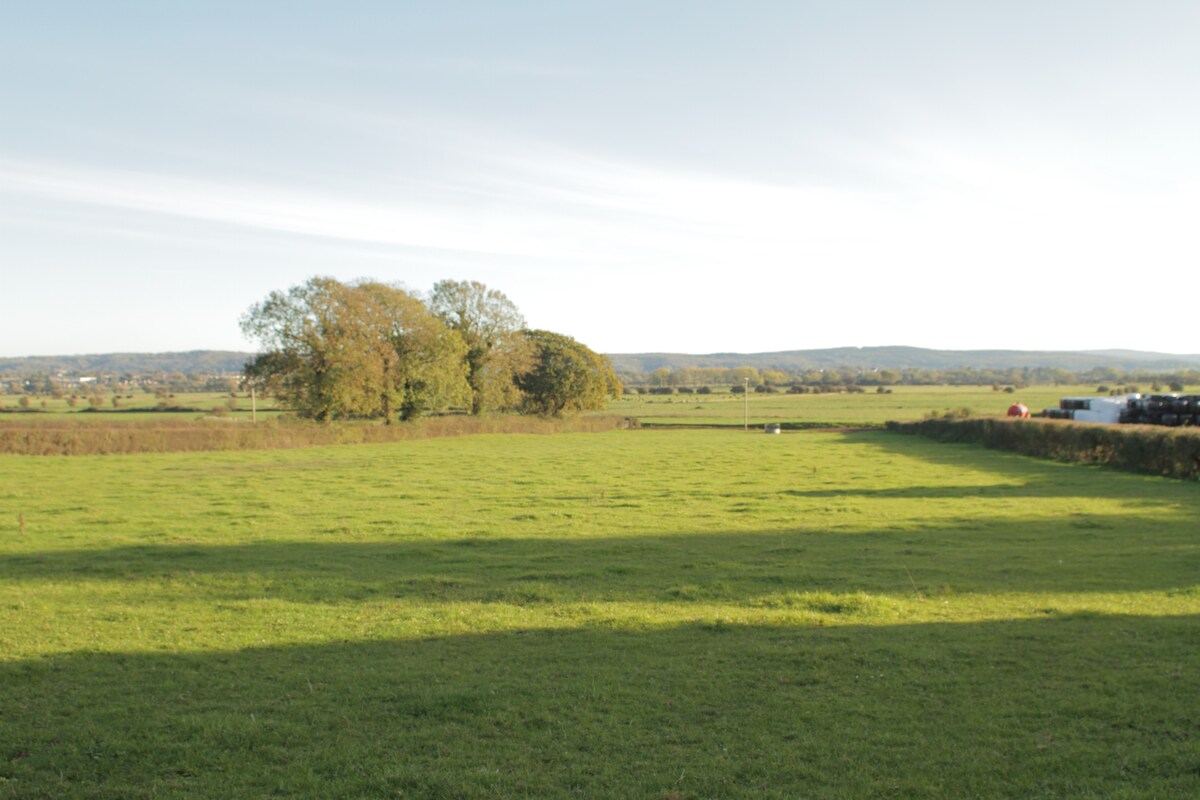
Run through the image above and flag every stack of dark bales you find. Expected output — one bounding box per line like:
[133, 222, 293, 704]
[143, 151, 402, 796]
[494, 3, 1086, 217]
[1121, 395, 1200, 427]
[1044, 398, 1090, 420]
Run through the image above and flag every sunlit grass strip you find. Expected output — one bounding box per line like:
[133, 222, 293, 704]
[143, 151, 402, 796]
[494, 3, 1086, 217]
[3, 589, 1198, 662]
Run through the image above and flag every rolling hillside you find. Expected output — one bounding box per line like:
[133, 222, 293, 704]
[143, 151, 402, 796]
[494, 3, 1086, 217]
[607, 346, 1200, 374]
[3, 346, 1199, 376]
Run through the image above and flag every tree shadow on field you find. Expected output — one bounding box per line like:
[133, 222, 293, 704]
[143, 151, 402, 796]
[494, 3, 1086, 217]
[849, 429, 1199, 497]
[2, 614, 1198, 799]
[2, 506, 1198, 604]
[780, 482, 1143, 500]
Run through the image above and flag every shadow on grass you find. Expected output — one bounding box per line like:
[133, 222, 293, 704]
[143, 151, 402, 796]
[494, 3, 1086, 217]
[2, 614, 1197, 799]
[854, 429, 1198, 491]
[779, 482, 1151, 500]
[2, 508, 1198, 603]
[5, 431, 1196, 603]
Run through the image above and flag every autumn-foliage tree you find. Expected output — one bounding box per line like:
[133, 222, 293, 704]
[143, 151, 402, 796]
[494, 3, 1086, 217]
[428, 280, 531, 414]
[515, 329, 622, 417]
[241, 277, 469, 422]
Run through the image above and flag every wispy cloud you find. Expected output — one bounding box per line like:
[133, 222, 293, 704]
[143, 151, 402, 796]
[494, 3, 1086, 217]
[309, 52, 585, 79]
[0, 156, 582, 260]
[3, 121, 1195, 294]
[0, 148, 898, 269]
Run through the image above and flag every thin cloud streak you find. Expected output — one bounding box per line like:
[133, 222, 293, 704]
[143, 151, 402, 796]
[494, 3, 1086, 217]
[5, 131, 1193, 268]
[3, 125, 1196, 355]
[0, 151, 905, 267]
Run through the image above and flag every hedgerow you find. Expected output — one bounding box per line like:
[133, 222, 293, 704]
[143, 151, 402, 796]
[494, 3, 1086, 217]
[886, 417, 1200, 480]
[0, 415, 634, 456]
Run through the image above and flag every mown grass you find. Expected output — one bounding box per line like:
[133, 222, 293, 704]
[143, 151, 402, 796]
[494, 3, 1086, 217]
[2, 429, 1198, 798]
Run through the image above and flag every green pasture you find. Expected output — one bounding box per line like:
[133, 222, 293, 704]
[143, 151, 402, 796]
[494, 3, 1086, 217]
[8, 383, 1193, 428]
[0, 391, 282, 421]
[1, 428, 1197, 798]
[609, 384, 1194, 428]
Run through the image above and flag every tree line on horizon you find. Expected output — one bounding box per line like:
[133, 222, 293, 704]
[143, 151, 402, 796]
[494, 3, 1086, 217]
[4, 352, 1197, 405]
[618, 364, 1200, 392]
[239, 277, 621, 422]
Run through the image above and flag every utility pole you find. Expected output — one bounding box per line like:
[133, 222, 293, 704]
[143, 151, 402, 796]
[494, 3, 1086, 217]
[744, 377, 749, 432]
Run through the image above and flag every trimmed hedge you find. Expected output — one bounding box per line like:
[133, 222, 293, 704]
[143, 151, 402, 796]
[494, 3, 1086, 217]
[886, 417, 1200, 481]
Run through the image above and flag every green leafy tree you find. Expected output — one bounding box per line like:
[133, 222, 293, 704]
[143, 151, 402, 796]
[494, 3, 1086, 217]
[241, 277, 469, 422]
[358, 281, 472, 420]
[515, 330, 622, 416]
[729, 366, 760, 386]
[428, 280, 530, 415]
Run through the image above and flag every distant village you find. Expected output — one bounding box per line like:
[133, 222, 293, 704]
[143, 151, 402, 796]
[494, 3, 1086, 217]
[0, 371, 243, 397]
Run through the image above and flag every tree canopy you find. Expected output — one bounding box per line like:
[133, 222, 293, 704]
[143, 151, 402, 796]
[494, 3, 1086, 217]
[241, 278, 617, 422]
[516, 329, 622, 417]
[241, 277, 469, 422]
[428, 280, 531, 415]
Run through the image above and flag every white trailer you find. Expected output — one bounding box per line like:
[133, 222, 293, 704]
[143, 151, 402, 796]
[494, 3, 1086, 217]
[1044, 395, 1138, 424]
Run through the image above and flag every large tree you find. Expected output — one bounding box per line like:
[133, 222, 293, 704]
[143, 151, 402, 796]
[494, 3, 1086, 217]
[428, 280, 530, 415]
[515, 329, 622, 417]
[241, 277, 469, 422]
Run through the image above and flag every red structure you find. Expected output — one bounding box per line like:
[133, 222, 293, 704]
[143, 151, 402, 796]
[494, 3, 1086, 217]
[1007, 402, 1030, 418]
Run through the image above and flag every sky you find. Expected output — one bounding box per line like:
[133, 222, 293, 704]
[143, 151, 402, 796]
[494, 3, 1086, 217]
[2, 1, 1198, 358]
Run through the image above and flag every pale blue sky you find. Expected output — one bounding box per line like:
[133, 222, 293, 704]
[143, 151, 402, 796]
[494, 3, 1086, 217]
[2, 1, 1198, 357]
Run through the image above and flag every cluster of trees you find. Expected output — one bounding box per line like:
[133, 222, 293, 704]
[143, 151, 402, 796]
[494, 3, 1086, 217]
[626, 365, 1200, 390]
[240, 277, 620, 421]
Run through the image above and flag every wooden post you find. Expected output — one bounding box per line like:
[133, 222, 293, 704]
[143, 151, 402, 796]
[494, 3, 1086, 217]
[744, 378, 749, 432]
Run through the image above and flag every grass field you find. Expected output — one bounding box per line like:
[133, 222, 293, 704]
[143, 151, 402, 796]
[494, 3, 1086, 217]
[6, 383, 1194, 428]
[608, 384, 1178, 428]
[2, 428, 1197, 798]
[0, 391, 282, 421]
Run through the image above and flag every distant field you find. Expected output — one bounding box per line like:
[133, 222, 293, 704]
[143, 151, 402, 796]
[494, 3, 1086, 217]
[0, 391, 282, 421]
[609, 384, 1138, 427]
[2, 429, 1197, 798]
[6, 384, 1195, 429]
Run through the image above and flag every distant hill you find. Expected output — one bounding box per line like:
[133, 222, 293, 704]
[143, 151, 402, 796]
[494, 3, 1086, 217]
[607, 347, 1200, 374]
[0, 351, 254, 375]
[3, 347, 1199, 377]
